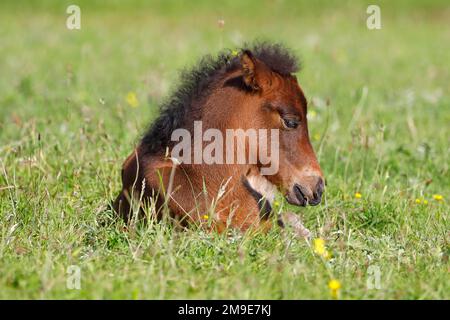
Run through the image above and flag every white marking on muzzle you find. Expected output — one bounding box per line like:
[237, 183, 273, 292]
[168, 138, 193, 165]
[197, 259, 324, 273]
[246, 173, 277, 204]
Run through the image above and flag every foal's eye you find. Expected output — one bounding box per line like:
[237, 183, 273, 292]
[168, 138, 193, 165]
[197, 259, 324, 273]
[281, 118, 299, 129]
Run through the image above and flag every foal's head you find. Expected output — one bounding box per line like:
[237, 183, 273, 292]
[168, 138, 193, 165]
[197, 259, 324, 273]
[239, 50, 324, 207]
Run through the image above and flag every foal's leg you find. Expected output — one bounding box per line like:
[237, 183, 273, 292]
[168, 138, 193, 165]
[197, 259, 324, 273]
[278, 212, 311, 239]
[113, 148, 144, 221]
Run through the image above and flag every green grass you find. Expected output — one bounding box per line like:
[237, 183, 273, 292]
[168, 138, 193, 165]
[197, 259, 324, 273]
[0, 0, 449, 299]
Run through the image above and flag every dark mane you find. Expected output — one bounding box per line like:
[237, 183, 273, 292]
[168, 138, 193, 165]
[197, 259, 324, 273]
[141, 41, 300, 155]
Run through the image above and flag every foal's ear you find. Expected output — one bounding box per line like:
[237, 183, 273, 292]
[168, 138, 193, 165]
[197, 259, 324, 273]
[241, 50, 258, 89]
[240, 50, 270, 91]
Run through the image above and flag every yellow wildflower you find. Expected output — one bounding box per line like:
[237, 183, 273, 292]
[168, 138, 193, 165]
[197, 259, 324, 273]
[328, 279, 341, 299]
[202, 214, 209, 220]
[231, 49, 239, 57]
[415, 198, 429, 205]
[355, 192, 362, 199]
[126, 91, 139, 108]
[432, 194, 443, 202]
[328, 279, 341, 290]
[313, 238, 332, 260]
[313, 238, 326, 256]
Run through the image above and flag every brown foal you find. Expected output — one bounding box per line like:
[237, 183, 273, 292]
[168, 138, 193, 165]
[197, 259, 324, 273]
[113, 43, 324, 234]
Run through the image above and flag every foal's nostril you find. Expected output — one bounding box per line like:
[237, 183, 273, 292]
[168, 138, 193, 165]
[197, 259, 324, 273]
[293, 184, 307, 206]
[310, 178, 325, 206]
[316, 178, 324, 196]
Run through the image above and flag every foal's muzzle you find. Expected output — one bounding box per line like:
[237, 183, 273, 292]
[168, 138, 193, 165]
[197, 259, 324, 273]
[287, 177, 324, 207]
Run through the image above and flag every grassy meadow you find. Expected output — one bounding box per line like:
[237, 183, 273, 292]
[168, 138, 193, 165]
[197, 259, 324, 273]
[0, 0, 449, 299]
